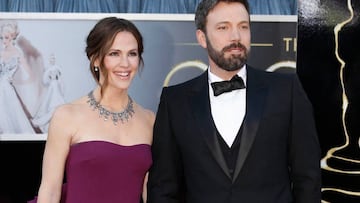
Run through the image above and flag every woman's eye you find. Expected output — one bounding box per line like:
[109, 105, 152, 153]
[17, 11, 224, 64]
[129, 52, 138, 57]
[108, 52, 119, 56]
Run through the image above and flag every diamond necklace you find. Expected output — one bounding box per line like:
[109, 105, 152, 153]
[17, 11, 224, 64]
[87, 91, 134, 125]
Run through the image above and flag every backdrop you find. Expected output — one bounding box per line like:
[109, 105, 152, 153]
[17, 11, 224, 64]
[0, 13, 296, 140]
[0, 13, 296, 203]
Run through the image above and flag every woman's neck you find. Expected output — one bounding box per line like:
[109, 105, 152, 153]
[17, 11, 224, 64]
[94, 87, 130, 112]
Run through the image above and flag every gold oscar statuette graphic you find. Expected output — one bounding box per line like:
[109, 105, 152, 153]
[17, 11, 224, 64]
[320, 0, 360, 201]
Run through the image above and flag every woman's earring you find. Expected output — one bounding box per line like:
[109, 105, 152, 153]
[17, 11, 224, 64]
[94, 66, 100, 81]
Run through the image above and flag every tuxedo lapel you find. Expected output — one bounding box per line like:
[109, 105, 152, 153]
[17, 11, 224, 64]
[189, 72, 231, 179]
[232, 67, 268, 183]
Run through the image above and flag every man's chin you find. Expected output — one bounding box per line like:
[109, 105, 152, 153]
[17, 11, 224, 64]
[220, 66, 243, 72]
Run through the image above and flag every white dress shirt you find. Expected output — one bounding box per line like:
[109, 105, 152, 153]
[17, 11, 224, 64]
[208, 66, 247, 147]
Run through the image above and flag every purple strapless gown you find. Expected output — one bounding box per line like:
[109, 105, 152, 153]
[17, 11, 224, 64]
[29, 141, 152, 203]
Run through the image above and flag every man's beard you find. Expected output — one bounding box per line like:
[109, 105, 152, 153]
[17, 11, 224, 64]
[206, 37, 249, 72]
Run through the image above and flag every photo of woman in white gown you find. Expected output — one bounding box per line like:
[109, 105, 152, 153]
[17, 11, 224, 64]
[32, 53, 66, 132]
[0, 20, 36, 134]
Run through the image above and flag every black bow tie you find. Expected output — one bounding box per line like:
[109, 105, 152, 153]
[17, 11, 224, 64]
[211, 75, 245, 96]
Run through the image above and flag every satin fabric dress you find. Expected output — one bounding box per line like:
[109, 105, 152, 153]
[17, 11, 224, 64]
[29, 141, 152, 203]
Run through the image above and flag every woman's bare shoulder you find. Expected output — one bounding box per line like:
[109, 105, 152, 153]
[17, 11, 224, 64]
[51, 96, 89, 122]
[135, 103, 155, 125]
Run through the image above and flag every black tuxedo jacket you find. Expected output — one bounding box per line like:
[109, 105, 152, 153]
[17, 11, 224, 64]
[148, 66, 321, 203]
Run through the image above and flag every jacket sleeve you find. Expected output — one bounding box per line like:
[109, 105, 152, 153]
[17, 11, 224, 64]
[289, 74, 322, 203]
[147, 87, 185, 203]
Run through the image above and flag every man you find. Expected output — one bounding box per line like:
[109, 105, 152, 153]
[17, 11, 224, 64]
[147, 0, 321, 202]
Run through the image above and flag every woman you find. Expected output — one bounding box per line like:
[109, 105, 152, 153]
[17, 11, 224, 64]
[33, 17, 154, 203]
[0, 20, 35, 134]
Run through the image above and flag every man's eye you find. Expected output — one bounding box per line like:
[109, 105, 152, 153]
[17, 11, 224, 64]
[241, 25, 249, 29]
